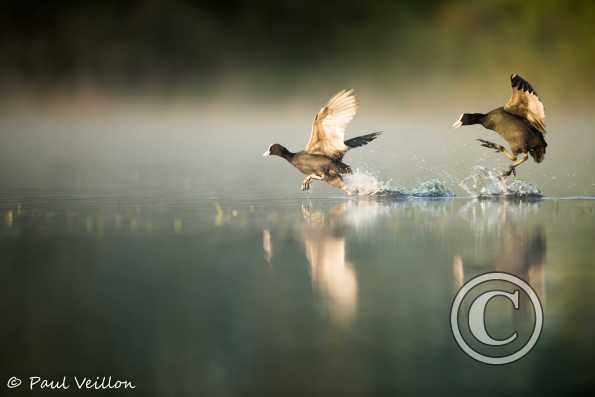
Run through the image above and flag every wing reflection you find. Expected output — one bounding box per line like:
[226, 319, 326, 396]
[262, 229, 273, 266]
[300, 203, 357, 327]
[454, 200, 547, 304]
[262, 200, 391, 328]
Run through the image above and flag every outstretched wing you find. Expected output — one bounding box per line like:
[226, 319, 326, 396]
[344, 132, 382, 149]
[305, 89, 357, 159]
[504, 74, 546, 134]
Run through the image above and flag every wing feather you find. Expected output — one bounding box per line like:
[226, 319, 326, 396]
[504, 74, 546, 134]
[305, 89, 358, 158]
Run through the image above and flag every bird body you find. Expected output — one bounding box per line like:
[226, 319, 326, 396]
[479, 107, 547, 161]
[290, 152, 352, 177]
[267, 145, 352, 178]
[453, 75, 548, 176]
[263, 89, 380, 193]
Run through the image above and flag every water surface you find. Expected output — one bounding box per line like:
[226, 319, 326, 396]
[1, 190, 594, 396]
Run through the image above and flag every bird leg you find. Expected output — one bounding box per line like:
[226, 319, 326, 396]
[325, 176, 352, 195]
[301, 174, 323, 191]
[477, 139, 517, 161]
[300, 176, 312, 191]
[502, 153, 529, 177]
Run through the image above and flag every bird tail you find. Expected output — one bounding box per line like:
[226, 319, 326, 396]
[344, 131, 382, 149]
[341, 164, 353, 175]
[452, 113, 486, 128]
[529, 146, 546, 163]
[529, 141, 547, 163]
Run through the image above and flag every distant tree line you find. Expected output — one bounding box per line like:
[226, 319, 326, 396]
[1, 0, 594, 97]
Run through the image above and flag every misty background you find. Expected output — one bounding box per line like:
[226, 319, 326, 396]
[1, 0, 594, 196]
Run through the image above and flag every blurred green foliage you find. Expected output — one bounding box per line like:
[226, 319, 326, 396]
[2, 0, 594, 98]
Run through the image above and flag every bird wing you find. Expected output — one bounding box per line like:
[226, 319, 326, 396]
[504, 74, 546, 134]
[305, 89, 357, 159]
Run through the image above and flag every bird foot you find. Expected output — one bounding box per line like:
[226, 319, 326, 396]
[477, 139, 505, 153]
[502, 166, 517, 178]
[301, 180, 312, 191]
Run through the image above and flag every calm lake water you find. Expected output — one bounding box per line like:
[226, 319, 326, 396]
[1, 190, 594, 396]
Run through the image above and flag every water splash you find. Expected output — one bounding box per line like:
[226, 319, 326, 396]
[459, 166, 542, 198]
[408, 179, 454, 198]
[343, 169, 453, 198]
[343, 169, 404, 196]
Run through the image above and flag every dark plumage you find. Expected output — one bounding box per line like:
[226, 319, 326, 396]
[453, 74, 548, 177]
[263, 90, 381, 193]
[265, 143, 353, 189]
[344, 132, 382, 150]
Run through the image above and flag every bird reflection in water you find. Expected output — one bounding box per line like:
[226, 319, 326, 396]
[263, 200, 389, 328]
[262, 229, 273, 266]
[454, 200, 547, 304]
[300, 203, 358, 327]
